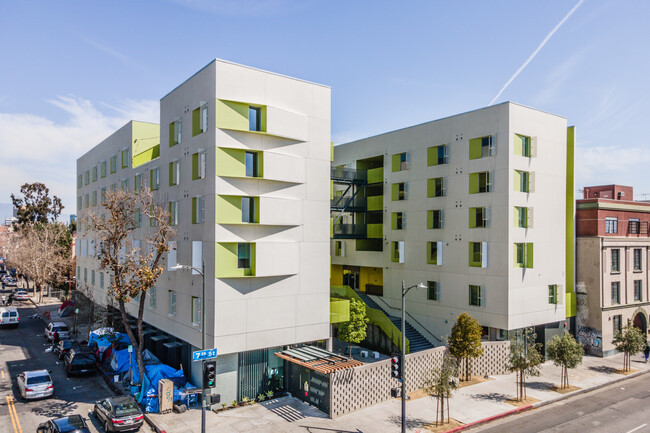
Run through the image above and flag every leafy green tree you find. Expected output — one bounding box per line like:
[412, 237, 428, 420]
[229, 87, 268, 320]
[11, 182, 63, 226]
[546, 332, 584, 389]
[423, 351, 459, 427]
[447, 312, 483, 381]
[337, 298, 369, 358]
[508, 328, 544, 401]
[612, 322, 646, 372]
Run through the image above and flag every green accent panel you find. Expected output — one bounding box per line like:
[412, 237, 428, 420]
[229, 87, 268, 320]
[131, 122, 160, 168]
[391, 183, 399, 201]
[469, 173, 479, 194]
[391, 154, 401, 172]
[514, 134, 523, 156]
[330, 142, 333, 162]
[132, 145, 160, 168]
[526, 243, 534, 268]
[192, 197, 197, 224]
[513, 207, 518, 228]
[330, 298, 350, 324]
[427, 146, 437, 166]
[469, 138, 482, 160]
[192, 108, 200, 136]
[469, 208, 477, 228]
[367, 167, 383, 184]
[367, 195, 383, 211]
[427, 210, 433, 229]
[566, 126, 576, 317]
[331, 286, 410, 354]
[215, 99, 249, 131]
[468, 243, 481, 267]
[427, 179, 434, 198]
[215, 242, 256, 277]
[216, 148, 247, 177]
[367, 224, 383, 238]
[169, 122, 176, 147]
[391, 213, 398, 230]
[168, 162, 173, 186]
[426, 242, 435, 264]
[192, 153, 199, 180]
[513, 170, 521, 191]
[215, 195, 243, 224]
[513, 244, 519, 267]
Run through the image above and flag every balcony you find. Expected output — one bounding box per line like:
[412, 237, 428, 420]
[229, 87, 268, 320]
[331, 167, 367, 184]
[331, 196, 366, 212]
[333, 223, 367, 239]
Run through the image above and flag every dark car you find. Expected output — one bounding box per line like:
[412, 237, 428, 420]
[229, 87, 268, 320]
[93, 396, 144, 432]
[53, 339, 81, 360]
[37, 414, 90, 433]
[63, 348, 97, 376]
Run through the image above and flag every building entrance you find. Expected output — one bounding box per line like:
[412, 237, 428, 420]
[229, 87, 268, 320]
[633, 312, 648, 336]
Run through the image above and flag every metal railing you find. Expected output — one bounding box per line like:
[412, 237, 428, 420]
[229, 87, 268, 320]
[332, 223, 366, 238]
[331, 167, 367, 183]
[372, 294, 443, 346]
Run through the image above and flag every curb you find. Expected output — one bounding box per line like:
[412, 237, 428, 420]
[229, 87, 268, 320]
[443, 366, 650, 432]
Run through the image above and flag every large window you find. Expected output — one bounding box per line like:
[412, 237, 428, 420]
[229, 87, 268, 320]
[392, 152, 409, 172]
[611, 249, 620, 272]
[237, 243, 251, 269]
[635, 280, 642, 302]
[469, 207, 489, 228]
[245, 151, 259, 177]
[611, 281, 620, 304]
[548, 285, 558, 304]
[470, 172, 492, 194]
[249, 106, 262, 131]
[634, 248, 642, 271]
[428, 144, 448, 166]
[469, 136, 495, 159]
[427, 281, 440, 301]
[469, 285, 483, 307]
[605, 217, 618, 234]
[428, 209, 444, 229]
[427, 177, 445, 198]
[613, 314, 622, 335]
[241, 197, 256, 223]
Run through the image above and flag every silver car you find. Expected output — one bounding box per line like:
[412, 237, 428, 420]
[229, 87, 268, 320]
[45, 322, 70, 341]
[16, 370, 54, 400]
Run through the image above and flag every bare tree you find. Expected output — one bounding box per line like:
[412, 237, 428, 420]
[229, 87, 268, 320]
[89, 188, 174, 383]
[423, 351, 459, 427]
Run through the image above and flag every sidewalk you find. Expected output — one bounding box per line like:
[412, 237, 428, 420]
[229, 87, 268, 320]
[147, 351, 650, 433]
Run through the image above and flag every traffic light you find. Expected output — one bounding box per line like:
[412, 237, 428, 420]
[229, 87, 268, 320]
[391, 355, 401, 379]
[203, 361, 216, 389]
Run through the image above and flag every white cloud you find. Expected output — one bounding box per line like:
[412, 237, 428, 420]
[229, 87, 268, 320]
[0, 96, 159, 217]
[576, 143, 650, 193]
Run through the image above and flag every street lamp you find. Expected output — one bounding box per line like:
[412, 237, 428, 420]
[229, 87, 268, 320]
[172, 261, 206, 433]
[401, 280, 426, 433]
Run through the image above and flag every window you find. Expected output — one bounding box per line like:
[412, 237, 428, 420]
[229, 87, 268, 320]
[515, 170, 531, 193]
[121, 148, 129, 169]
[192, 151, 207, 180]
[427, 242, 442, 265]
[192, 104, 208, 136]
[469, 285, 483, 307]
[605, 217, 618, 234]
[201, 104, 208, 133]
[634, 248, 642, 271]
[77, 174, 82, 189]
[100, 161, 107, 178]
[611, 249, 620, 272]
[427, 177, 445, 198]
[427, 281, 440, 301]
[91, 191, 97, 207]
[111, 183, 117, 192]
[469, 136, 495, 159]
[428, 209, 444, 229]
[169, 120, 181, 146]
[613, 315, 622, 335]
[167, 241, 177, 271]
[241, 197, 256, 223]
[469, 171, 493, 194]
[84, 194, 89, 208]
[469, 242, 488, 268]
[110, 155, 117, 173]
[245, 151, 259, 177]
[392, 212, 405, 230]
[635, 280, 642, 302]
[515, 207, 528, 228]
[611, 281, 620, 304]
[392, 152, 410, 172]
[192, 241, 202, 274]
[191, 296, 201, 325]
[392, 241, 405, 263]
[169, 161, 180, 186]
[150, 167, 160, 190]
[249, 106, 262, 131]
[515, 134, 533, 157]
[629, 218, 640, 234]
[134, 209, 141, 228]
[169, 201, 179, 226]
[469, 207, 490, 228]
[392, 182, 407, 200]
[121, 179, 129, 192]
[83, 268, 87, 283]
[77, 196, 82, 210]
[91, 270, 95, 286]
[237, 243, 251, 269]
[84, 170, 90, 185]
[134, 174, 143, 193]
[192, 196, 204, 224]
[99, 272, 104, 289]
[149, 286, 156, 308]
[100, 188, 106, 205]
[91, 166, 97, 183]
[548, 285, 558, 304]
[428, 144, 448, 166]
[334, 241, 345, 257]
[168, 291, 176, 316]
[514, 243, 533, 268]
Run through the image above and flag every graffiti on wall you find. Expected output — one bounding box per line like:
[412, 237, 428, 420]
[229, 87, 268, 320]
[577, 326, 602, 349]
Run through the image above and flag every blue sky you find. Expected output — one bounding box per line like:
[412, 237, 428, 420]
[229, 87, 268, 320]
[1, 0, 650, 215]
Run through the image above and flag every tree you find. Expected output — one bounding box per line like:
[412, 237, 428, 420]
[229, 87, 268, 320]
[337, 298, 369, 358]
[508, 328, 544, 401]
[90, 188, 174, 383]
[546, 332, 584, 389]
[447, 312, 484, 381]
[612, 322, 646, 372]
[422, 351, 459, 427]
[11, 182, 63, 226]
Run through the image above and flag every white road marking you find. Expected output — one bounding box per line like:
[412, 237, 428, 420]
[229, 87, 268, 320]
[626, 424, 647, 433]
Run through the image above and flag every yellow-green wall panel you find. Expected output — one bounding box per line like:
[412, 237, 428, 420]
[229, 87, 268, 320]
[367, 195, 383, 211]
[330, 299, 350, 323]
[215, 99, 249, 131]
[216, 148, 246, 177]
[132, 145, 160, 169]
[469, 173, 479, 194]
[367, 167, 383, 184]
[469, 138, 482, 160]
[391, 154, 401, 172]
[566, 126, 576, 317]
[215, 242, 256, 277]
[367, 223, 383, 238]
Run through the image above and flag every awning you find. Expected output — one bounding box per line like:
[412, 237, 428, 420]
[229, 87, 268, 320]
[274, 345, 363, 374]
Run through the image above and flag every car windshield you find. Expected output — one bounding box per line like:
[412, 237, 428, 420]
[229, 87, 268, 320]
[71, 355, 95, 365]
[26, 374, 51, 385]
[54, 326, 69, 332]
[113, 401, 140, 417]
[56, 415, 86, 432]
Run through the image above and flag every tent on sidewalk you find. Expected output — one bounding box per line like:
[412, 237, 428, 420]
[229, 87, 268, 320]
[135, 364, 197, 413]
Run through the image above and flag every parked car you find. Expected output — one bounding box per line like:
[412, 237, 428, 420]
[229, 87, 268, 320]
[0, 307, 19, 327]
[53, 339, 80, 359]
[63, 347, 97, 376]
[16, 369, 54, 400]
[93, 396, 144, 432]
[13, 290, 29, 301]
[37, 414, 90, 433]
[45, 322, 70, 341]
[4, 277, 17, 287]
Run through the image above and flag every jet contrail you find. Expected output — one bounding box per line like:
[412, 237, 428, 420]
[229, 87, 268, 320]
[489, 0, 585, 106]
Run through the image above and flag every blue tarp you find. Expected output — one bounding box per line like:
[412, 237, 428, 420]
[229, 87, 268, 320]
[135, 364, 197, 413]
[109, 348, 160, 375]
[88, 329, 131, 353]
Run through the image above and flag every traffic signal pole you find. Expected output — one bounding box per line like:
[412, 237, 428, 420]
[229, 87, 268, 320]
[401, 280, 406, 433]
[201, 261, 206, 433]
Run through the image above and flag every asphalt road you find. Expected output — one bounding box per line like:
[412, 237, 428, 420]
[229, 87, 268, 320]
[0, 299, 153, 433]
[472, 370, 650, 433]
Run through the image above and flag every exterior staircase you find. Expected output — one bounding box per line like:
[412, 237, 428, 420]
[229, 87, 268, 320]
[356, 291, 434, 353]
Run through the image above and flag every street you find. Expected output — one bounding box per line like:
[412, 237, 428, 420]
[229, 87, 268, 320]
[0, 300, 153, 433]
[472, 371, 650, 433]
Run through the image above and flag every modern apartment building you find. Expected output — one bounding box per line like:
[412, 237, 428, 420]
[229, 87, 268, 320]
[331, 102, 575, 347]
[76, 59, 331, 402]
[576, 185, 650, 356]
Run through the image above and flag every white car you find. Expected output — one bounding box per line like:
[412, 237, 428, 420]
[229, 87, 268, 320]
[16, 370, 54, 400]
[13, 290, 29, 301]
[44, 322, 70, 341]
[0, 307, 19, 327]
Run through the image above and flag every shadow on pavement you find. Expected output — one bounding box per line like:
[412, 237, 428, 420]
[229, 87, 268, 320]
[471, 392, 510, 402]
[588, 365, 619, 374]
[526, 381, 555, 391]
[260, 400, 307, 422]
[387, 414, 428, 430]
[300, 427, 363, 433]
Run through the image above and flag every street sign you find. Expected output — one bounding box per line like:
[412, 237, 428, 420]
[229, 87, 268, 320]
[128, 345, 133, 353]
[193, 348, 217, 362]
